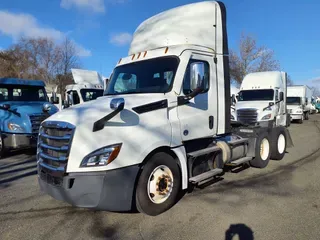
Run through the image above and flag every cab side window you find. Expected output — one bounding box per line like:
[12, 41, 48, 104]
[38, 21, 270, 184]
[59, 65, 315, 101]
[183, 59, 209, 95]
[71, 90, 80, 105]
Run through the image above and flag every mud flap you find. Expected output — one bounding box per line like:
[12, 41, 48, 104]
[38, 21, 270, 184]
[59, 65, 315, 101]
[284, 128, 294, 148]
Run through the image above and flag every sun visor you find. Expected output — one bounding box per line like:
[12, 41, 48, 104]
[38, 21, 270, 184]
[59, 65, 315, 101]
[71, 68, 104, 87]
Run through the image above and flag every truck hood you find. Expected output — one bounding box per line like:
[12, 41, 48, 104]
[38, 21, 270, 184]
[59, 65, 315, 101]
[287, 104, 301, 110]
[46, 93, 168, 126]
[1, 101, 57, 115]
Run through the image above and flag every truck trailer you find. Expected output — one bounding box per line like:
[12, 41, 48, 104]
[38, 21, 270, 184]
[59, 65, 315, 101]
[36, 1, 293, 216]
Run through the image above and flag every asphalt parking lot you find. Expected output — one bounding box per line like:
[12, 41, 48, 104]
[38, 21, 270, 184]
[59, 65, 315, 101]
[1, 115, 320, 240]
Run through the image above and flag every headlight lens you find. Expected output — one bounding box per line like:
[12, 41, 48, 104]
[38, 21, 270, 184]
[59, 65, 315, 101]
[295, 109, 302, 113]
[261, 114, 272, 120]
[80, 143, 122, 167]
[8, 123, 24, 131]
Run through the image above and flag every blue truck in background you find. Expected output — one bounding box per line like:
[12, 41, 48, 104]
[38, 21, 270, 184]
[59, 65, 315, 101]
[0, 78, 59, 158]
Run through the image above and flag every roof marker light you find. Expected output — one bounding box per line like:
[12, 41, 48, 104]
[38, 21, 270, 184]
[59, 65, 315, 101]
[118, 58, 122, 64]
[165, 47, 169, 54]
[143, 51, 147, 57]
[132, 54, 135, 60]
[137, 52, 141, 59]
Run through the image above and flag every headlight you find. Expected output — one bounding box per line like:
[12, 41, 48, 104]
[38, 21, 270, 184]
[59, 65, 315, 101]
[8, 123, 24, 131]
[261, 114, 272, 120]
[295, 110, 302, 113]
[80, 143, 122, 167]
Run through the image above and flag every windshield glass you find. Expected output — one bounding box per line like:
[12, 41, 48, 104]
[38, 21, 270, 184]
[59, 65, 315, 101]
[105, 57, 179, 95]
[238, 89, 274, 101]
[0, 84, 48, 102]
[80, 89, 104, 102]
[287, 97, 301, 105]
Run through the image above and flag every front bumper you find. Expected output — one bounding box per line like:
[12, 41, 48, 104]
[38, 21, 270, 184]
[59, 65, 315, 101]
[38, 164, 140, 212]
[2, 133, 37, 150]
[290, 114, 303, 120]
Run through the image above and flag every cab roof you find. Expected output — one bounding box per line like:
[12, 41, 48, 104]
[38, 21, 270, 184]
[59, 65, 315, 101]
[0, 78, 45, 86]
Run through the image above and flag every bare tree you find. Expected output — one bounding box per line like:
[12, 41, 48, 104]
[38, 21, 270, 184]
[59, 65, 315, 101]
[229, 33, 280, 85]
[287, 75, 294, 86]
[55, 37, 81, 95]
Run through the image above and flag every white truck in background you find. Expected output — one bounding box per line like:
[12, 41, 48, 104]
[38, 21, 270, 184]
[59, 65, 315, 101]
[63, 69, 105, 108]
[233, 71, 289, 128]
[37, 1, 293, 216]
[287, 85, 312, 123]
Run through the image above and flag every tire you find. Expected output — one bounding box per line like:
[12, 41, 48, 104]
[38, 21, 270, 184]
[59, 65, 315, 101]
[298, 114, 304, 124]
[0, 133, 4, 159]
[270, 127, 287, 160]
[249, 132, 271, 168]
[135, 152, 181, 216]
[305, 112, 309, 120]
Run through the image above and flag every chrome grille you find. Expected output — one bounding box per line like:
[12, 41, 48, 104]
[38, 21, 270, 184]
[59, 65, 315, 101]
[37, 121, 75, 184]
[29, 113, 49, 134]
[237, 108, 258, 124]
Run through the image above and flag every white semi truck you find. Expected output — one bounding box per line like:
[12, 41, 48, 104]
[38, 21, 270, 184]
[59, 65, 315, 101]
[63, 69, 105, 108]
[287, 85, 312, 123]
[37, 1, 293, 216]
[233, 71, 289, 128]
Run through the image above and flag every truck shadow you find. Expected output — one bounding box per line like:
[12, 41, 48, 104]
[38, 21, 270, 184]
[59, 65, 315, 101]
[225, 224, 254, 240]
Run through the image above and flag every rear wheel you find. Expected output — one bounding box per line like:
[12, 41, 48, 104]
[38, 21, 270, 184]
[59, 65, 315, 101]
[250, 132, 271, 168]
[270, 127, 287, 160]
[135, 152, 181, 216]
[305, 112, 309, 120]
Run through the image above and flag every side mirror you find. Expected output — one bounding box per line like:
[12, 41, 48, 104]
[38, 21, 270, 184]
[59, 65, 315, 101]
[190, 62, 205, 92]
[231, 94, 236, 105]
[42, 103, 52, 113]
[279, 92, 284, 101]
[67, 94, 73, 106]
[2, 104, 10, 110]
[269, 102, 274, 106]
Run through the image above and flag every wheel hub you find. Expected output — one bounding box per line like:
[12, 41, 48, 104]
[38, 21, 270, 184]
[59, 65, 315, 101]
[147, 165, 173, 204]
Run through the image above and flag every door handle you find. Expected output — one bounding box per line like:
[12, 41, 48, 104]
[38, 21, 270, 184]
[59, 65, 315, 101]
[209, 116, 214, 129]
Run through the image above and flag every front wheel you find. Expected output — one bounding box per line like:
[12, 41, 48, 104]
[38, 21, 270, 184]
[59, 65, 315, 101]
[135, 152, 181, 216]
[298, 114, 304, 124]
[270, 127, 287, 160]
[250, 132, 271, 168]
[305, 112, 309, 120]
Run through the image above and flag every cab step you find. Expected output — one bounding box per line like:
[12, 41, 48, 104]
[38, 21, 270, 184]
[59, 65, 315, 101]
[228, 138, 249, 146]
[189, 168, 223, 185]
[225, 157, 252, 166]
[188, 146, 221, 158]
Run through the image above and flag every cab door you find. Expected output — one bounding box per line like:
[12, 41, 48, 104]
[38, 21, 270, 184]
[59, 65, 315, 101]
[177, 53, 218, 141]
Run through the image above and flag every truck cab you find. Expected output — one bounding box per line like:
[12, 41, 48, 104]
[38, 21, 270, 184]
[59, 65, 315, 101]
[63, 69, 104, 108]
[37, 1, 292, 216]
[0, 78, 58, 157]
[287, 85, 312, 123]
[233, 71, 288, 127]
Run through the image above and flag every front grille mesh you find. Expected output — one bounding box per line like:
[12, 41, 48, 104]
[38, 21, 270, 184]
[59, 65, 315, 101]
[29, 113, 49, 134]
[37, 121, 75, 185]
[237, 109, 258, 124]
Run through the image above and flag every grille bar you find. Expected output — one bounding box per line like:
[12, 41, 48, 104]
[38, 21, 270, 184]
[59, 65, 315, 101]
[237, 108, 258, 124]
[29, 113, 48, 134]
[37, 121, 75, 184]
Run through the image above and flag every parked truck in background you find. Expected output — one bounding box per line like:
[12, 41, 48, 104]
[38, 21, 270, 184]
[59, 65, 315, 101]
[287, 85, 312, 123]
[233, 71, 289, 128]
[37, 1, 293, 216]
[63, 69, 105, 108]
[0, 78, 58, 158]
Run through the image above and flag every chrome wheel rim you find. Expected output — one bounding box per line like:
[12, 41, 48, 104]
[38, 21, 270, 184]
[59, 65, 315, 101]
[260, 138, 270, 161]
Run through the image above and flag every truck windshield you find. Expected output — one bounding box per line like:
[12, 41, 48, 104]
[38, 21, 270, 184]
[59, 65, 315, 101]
[0, 84, 47, 102]
[287, 97, 301, 105]
[80, 89, 104, 102]
[238, 89, 274, 101]
[104, 57, 179, 95]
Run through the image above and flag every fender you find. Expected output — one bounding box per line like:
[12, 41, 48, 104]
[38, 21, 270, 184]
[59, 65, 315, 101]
[172, 146, 188, 190]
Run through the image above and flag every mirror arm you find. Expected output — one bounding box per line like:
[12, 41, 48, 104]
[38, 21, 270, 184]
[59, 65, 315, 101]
[177, 87, 203, 106]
